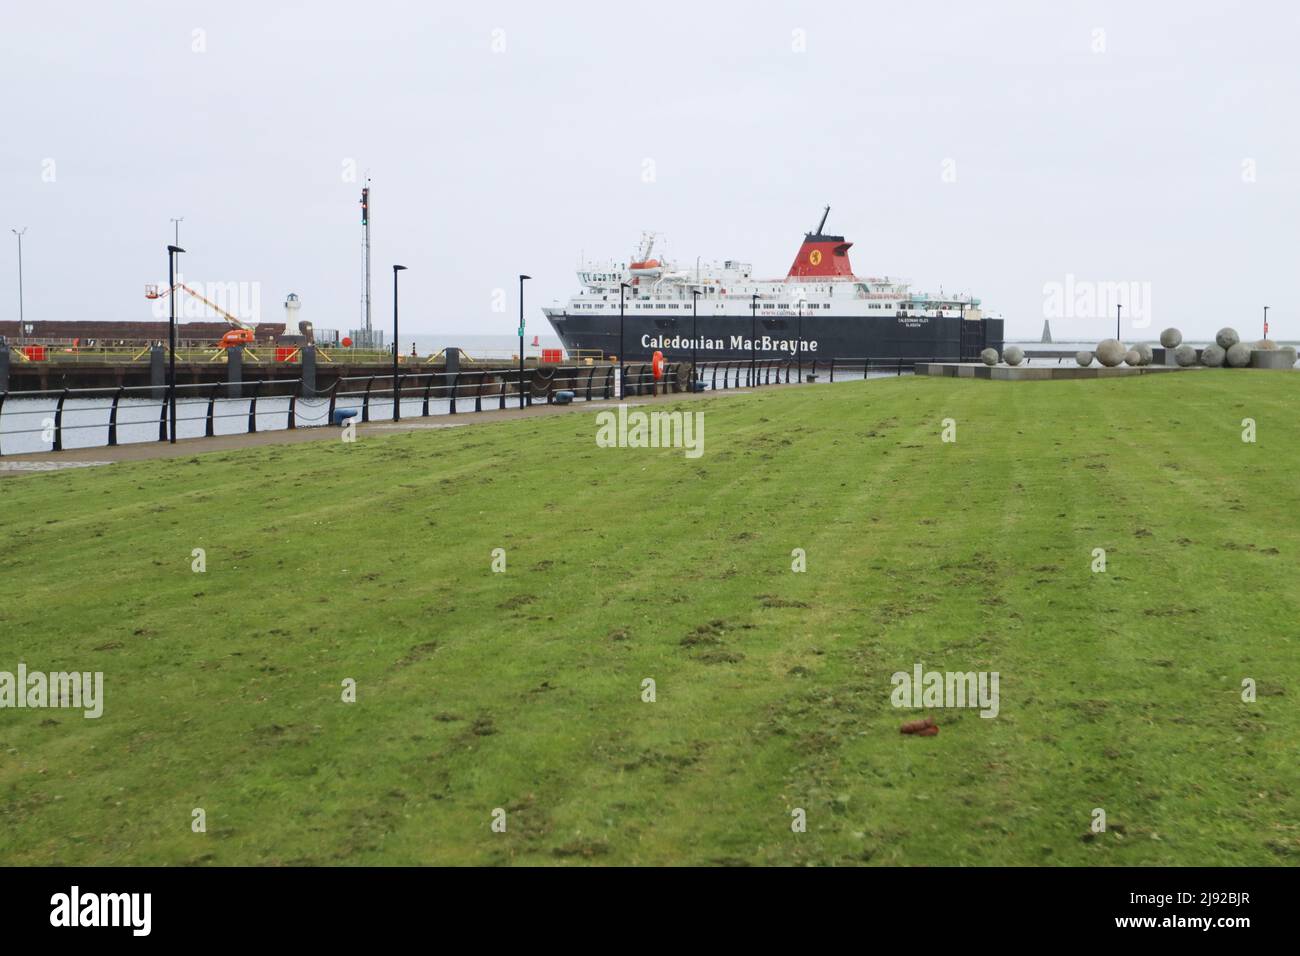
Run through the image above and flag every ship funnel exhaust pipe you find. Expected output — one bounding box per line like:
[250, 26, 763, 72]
[788, 206, 854, 278]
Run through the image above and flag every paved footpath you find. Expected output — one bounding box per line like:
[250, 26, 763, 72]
[0, 385, 769, 477]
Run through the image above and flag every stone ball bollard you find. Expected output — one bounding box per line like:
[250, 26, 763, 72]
[1159, 328, 1183, 348]
[980, 348, 999, 366]
[1254, 338, 1278, 351]
[1173, 344, 1198, 366]
[1133, 343, 1154, 365]
[1124, 349, 1142, 366]
[1226, 342, 1252, 367]
[1095, 339, 1127, 367]
[1215, 327, 1240, 349]
[1003, 346, 1025, 366]
[1201, 344, 1226, 367]
[1075, 350, 1094, 367]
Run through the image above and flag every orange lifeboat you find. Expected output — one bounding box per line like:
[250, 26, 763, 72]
[629, 259, 663, 277]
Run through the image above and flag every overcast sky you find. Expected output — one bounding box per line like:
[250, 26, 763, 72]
[2, 1, 1297, 341]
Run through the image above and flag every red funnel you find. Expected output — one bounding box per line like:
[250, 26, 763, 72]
[788, 236, 854, 278]
[787, 206, 856, 278]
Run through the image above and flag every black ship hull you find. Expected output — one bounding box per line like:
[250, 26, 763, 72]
[545, 312, 1004, 365]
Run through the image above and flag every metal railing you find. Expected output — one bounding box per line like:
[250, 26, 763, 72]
[0, 378, 307, 455]
[0, 356, 929, 456]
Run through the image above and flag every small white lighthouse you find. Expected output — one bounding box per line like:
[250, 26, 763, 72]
[280, 292, 306, 344]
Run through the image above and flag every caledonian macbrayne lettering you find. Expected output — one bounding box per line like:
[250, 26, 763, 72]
[641, 334, 818, 354]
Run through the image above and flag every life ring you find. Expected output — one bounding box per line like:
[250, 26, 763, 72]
[652, 350, 665, 380]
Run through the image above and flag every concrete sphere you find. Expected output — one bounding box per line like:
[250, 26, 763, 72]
[1124, 349, 1142, 366]
[1159, 328, 1183, 348]
[1003, 346, 1025, 366]
[1254, 338, 1278, 351]
[1096, 339, 1127, 367]
[1215, 327, 1240, 349]
[1173, 344, 1198, 366]
[980, 348, 999, 366]
[1201, 344, 1226, 367]
[1226, 342, 1252, 367]
[1075, 350, 1094, 367]
[1133, 343, 1154, 366]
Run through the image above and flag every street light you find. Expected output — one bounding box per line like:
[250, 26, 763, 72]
[750, 293, 759, 387]
[166, 244, 186, 443]
[392, 264, 407, 421]
[691, 288, 702, 389]
[11, 228, 27, 343]
[619, 282, 631, 398]
[518, 274, 531, 409]
[1263, 305, 1270, 340]
[1116, 304, 1122, 341]
[796, 297, 806, 381]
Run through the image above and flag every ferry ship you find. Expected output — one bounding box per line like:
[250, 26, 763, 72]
[543, 208, 1004, 364]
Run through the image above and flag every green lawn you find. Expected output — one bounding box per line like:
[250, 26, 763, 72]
[2, 373, 1298, 865]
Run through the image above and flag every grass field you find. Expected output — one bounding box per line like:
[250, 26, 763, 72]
[2, 373, 1298, 866]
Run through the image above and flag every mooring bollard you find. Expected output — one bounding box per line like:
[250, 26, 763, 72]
[301, 345, 317, 398]
[150, 344, 166, 402]
[227, 345, 244, 399]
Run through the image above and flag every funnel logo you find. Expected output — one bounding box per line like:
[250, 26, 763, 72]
[809, 250, 822, 266]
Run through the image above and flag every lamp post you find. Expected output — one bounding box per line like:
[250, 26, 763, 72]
[518, 274, 531, 409]
[619, 281, 630, 398]
[392, 264, 407, 421]
[691, 288, 702, 388]
[166, 244, 186, 443]
[1116, 304, 1122, 341]
[797, 298, 806, 381]
[750, 293, 759, 387]
[11, 228, 26, 343]
[169, 220, 183, 310]
[1263, 305, 1270, 340]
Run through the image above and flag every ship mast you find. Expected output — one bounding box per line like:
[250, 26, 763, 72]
[812, 205, 830, 236]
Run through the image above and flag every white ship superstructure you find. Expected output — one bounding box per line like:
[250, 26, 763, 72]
[544, 220, 984, 324]
[542, 208, 1003, 363]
